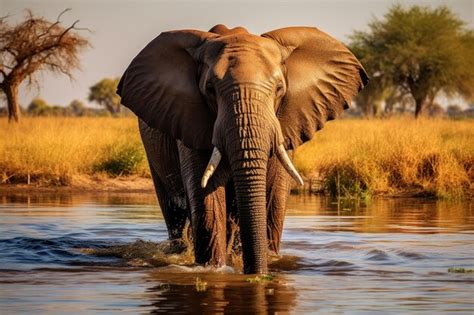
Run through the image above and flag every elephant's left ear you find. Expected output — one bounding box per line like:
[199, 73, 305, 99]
[262, 27, 368, 149]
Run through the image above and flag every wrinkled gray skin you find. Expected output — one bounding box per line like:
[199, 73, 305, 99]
[118, 24, 368, 274]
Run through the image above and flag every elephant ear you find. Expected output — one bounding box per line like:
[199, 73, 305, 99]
[262, 27, 368, 149]
[117, 30, 217, 149]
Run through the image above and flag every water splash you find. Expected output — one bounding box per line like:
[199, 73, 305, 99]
[80, 239, 194, 267]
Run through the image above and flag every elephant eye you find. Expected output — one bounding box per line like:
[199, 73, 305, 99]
[276, 81, 284, 97]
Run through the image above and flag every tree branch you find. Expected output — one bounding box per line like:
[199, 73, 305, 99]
[10, 20, 83, 78]
[57, 8, 71, 21]
[0, 14, 10, 22]
[2, 47, 18, 58]
[44, 61, 73, 78]
[0, 68, 6, 81]
[37, 8, 72, 39]
[57, 20, 79, 42]
[37, 20, 60, 39]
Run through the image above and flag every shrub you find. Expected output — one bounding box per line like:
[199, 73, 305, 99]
[94, 143, 145, 176]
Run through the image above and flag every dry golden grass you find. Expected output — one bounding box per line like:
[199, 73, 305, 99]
[1, 117, 472, 198]
[294, 118, 473, 199]
[0, 117, 149, 185]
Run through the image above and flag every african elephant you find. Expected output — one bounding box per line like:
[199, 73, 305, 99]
[117, 24, 367, 274]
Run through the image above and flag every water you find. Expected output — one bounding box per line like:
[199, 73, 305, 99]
[0, 192, 473, 314]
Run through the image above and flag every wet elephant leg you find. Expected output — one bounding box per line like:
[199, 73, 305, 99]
[139, 119, 188, 239]
[178, 142, 227, 267]
[266, 154, 293, 254]
[149, 167, 188, 239]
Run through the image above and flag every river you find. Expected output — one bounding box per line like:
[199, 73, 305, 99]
[0, 192, 473, 313]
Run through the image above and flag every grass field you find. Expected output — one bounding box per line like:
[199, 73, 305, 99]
[1, 117, 472, 199]
[294, 118, 473, 199]
[0, 117, 148, 186]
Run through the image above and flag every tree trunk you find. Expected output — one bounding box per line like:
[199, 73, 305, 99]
[414, 96, 426, 119]
[372, 102, 381, 117]
[4, 81, 20, 122]
[104, 101, 116, 115]
[362, 95, 373, 117]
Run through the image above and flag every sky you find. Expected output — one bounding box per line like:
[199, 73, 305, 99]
[1, 0, 473, 108]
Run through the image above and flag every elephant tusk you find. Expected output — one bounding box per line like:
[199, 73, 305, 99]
[276, 144, 304, 186]
[201, 147, 222, 188]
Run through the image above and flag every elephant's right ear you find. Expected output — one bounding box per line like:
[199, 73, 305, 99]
[117, 30, 217, 149]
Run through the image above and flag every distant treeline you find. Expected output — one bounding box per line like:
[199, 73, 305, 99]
[345, 103, 474, 119]
[0, 98, 472, 119]
[0, 98, 133, 117]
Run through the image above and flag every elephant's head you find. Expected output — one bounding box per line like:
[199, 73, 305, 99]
[117, 25, 368, 273]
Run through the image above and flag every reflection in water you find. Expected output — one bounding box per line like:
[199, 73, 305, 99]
[0, 191, 159, 207]
[286, 195, 474, 233]
[145, 272, 297, 314]
[0, 192, 473, 313]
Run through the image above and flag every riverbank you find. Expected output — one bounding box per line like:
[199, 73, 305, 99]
[1, 117, 472, 199]
[0, 175, 155, 194]
[1, 173, 471, 200]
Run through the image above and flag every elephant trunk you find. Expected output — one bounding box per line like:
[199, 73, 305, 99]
[229, 127, 270, 274]
[232, 156, 268, 274]
[217, 88, 278, 274]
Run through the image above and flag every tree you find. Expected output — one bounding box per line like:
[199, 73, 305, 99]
[27, 98, 50, 116]
[447, 104, 463, 118]
[349, 5, 474, 118]
[0, 9, 89, 122]
[88, 77, 121, 114]
[428, 102, 445, 118]
[68, 99, 85, 116]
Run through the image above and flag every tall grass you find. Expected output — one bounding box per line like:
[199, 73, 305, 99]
[0, 117, 149, 185]
[294, 118, 473, 199]
[0, 117, 472, 199]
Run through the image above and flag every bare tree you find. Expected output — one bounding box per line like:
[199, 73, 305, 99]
[0, 9, 89, 122]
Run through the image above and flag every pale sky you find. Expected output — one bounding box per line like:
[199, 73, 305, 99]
[1, 0, 473, 108]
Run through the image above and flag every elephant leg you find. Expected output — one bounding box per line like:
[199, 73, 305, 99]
[149, 167, 188, 239]
[177, 142, 227, 267]
[266, 154, 293, 254]
[139, 119, 188, 239]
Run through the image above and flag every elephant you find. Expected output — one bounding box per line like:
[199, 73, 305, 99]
[117, 24, 368, 274]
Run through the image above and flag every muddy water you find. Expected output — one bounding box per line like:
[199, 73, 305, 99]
[0, 193, 473, 314]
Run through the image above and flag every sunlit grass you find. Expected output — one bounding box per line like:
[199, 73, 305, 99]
[0, 117, 149, 185]
[294, 118, 473, 199]
[1, 117, 472, 199]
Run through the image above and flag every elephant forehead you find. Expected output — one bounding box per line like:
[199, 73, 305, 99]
[207, 35, 283, 80]
[204, 34, 282, 61]
[222, 34, 280, 56]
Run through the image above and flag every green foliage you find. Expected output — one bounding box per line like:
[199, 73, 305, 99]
[27, 98, 74, 116]
[88, 78, 121, 114]
[68, 99, 86, 116]
[27, 98, 50, 116]
[322, 163, 371, 200]
[195, 277, 207, 292]
[349, 4, 474, 117]
[245, 274, 274, 283]
[94, 143, 145, 176]
[448, 267, 474, 273]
